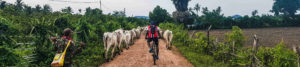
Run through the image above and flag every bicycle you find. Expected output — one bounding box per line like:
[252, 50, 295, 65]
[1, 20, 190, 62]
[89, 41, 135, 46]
[150, 41, 159, 65]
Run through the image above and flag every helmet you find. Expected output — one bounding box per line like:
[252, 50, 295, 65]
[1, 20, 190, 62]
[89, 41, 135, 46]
[150, 21, 155, 25]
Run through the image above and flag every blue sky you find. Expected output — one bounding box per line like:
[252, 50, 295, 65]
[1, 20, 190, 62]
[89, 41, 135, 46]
[2, 0, 275, 16]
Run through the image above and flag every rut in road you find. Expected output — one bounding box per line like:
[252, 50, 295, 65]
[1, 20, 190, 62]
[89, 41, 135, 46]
[100, 35, 194, 67]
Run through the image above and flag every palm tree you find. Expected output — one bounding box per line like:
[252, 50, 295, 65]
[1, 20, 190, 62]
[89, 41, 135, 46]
[194, 3, 200, 16]
[15, 0, 23, 11]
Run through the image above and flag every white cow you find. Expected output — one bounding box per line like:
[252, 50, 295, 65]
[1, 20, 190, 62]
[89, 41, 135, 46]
[103, 32, 119, 60]
[124, 31, 132, 49]
[114, 29, 125, 52]
[163, 30, 173, 50]
[130, 29, 137, 43]
[134, 28, 141, 38]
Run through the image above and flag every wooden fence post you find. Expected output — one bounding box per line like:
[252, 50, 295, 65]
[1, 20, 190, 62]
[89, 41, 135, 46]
[252, 34, 260, 67]
[207, 25, 212, 45]
[206, 25, 212, 54]
[293, 45, 300, 67]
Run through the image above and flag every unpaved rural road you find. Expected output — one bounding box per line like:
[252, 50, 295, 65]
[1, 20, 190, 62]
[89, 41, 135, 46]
[100, 35, 194, 67]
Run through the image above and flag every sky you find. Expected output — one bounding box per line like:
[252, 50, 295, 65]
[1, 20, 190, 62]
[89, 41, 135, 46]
[2, 0, 275, 16]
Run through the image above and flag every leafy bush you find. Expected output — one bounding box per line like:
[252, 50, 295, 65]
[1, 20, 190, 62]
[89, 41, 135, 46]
[0, 46, 21, 66]
[257, 42, 297, 67]
[160, 23, 298, 67]
[159, 23, 228, 67]
[226, 26, 245, 48]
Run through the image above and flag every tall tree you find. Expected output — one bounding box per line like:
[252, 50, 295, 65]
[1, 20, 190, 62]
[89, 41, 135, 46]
[271, 0, 299, 16]
[61, 6, 73, 14]
[0, 1, 6, 9]
[42, 4, 52, 14]
[24, 5, 32, 15]
[252, 10, 258, 16]
[171, 0, 190, 11]
[78, 9, 82, 13]
[201, 7, 225, 28]
[85, 7, 92, 15]
[194, 3, 200, 15]
[35, 5, 41, 12]
[112, 10, 125, 17]
[171, 0, 193, 26]
[149, 6, 172, 25]
[15, 0, 23, 11]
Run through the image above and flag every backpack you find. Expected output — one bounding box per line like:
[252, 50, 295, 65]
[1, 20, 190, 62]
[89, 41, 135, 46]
[150, 25, 156, 34]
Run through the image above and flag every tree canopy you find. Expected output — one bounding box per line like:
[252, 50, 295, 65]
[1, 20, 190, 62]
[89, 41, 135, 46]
[171, 0, 190, 12]
[149, 6, 172, 25]
[271, 0, 300, 16]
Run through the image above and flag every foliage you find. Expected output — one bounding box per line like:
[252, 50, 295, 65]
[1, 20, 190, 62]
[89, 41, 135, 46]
[187, 6, 300, 30]
[0, 1, 148, 66]
[1, 0, 299, 67]
[0, 17, 19, 46]
[257, 42, 297, 67]
[149, 6, 172, 25]
[161, 22, 298, 67]
[159, 23, 227, 67]
[61, 6, 73, 14]
[0, 46, 21, 66]
[171, 0, 190, 12]
[194, 3, 200, 15]
[271, 0, 300, 16]
[197, 7, 225, 29]
[112, 10, 126, 17]
[225, 26, 245, 48]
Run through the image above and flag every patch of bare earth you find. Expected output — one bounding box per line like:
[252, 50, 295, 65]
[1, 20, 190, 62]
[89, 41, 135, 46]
[190, 27, 300, 48]
[99, 35, 194, 67]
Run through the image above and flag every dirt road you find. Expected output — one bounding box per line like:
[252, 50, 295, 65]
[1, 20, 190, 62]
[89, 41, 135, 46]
[100, 35, 194, 67]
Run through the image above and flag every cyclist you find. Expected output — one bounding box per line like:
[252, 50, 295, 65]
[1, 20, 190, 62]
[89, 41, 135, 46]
[145, 21, 161, 59]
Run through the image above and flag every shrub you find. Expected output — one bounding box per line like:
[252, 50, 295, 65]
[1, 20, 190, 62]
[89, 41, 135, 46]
[226, 26, 245, 49]
[257, 41, 297, 67]
[0, 46, 21, 66]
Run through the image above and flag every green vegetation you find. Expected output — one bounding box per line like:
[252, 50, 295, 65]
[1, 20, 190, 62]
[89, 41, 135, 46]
[160, 23, 298, 67]
[271, 0, 300, 16]
[189, 6, 300, 29]
[1, 0, 300, 67]
[0, 0, 147, 66]
[256, 42, 297, 67]
[149, 6, 172, 25]
[153, 0, 300, 29]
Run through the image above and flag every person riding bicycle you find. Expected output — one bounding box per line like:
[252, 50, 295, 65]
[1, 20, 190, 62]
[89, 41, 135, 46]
[145, 21, 161, 59]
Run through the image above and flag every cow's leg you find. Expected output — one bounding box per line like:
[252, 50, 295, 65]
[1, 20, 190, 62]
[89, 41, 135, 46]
[119, 40, 123, 52]
[111, 44, 116, 60]
[170, 35, 173, 49]
[126, 40, 129, 49]
[166, 41, 168, 49]
[105, 44, 111, 61]
[103, 37, 106, 50]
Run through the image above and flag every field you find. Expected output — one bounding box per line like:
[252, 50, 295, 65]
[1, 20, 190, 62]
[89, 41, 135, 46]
[190, 27, 300, 48]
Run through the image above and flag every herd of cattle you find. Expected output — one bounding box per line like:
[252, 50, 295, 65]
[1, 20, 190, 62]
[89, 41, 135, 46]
[103, 26, 173, 60]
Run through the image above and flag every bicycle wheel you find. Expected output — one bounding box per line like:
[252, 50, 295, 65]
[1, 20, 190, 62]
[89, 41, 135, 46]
[152, 42, 157, 65]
